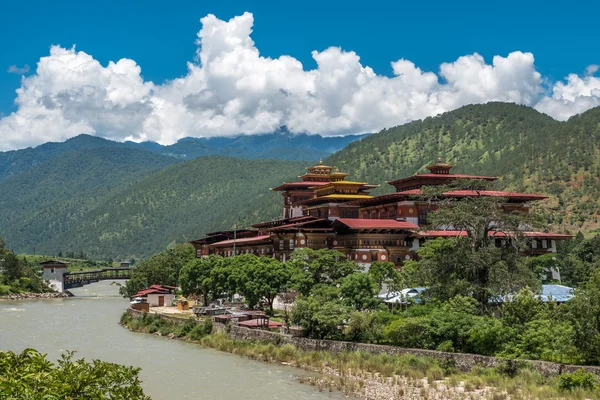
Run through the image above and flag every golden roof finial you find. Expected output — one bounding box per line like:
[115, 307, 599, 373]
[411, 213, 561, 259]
[437, 155, 443, 163]
[319, 159, 323, 165]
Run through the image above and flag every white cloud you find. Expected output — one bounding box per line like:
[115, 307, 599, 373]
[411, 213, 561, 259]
[0, 12, 599, 151]
[534, 70, 600, 121]
[585, 64, 599, 76]
[7, 64, 30, 74]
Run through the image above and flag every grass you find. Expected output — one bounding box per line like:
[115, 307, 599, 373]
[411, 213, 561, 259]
[121, 311, 600, 400]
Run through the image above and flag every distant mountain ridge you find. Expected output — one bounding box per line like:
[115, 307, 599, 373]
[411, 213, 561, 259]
[0, 129, 368, 182]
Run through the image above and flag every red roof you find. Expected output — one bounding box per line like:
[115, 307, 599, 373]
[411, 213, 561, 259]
[252, 216, 316, 228]
[134, 288, 171, 297]
[388, 173, 498, 185]
[133, 284, 177, 298]
[271, 181, 330, 191]
[208, 235, 272, 247]
[396, 189, 547, 200]
[335, 218, 419, 230]
[418, 230, 573, 239]
[268, 218, 332, 231]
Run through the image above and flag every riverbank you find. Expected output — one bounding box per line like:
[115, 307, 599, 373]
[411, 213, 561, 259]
[0, 291, 72, 300]
[120, 311, 600, 399]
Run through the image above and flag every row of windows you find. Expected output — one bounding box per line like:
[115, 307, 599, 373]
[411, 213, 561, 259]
[215, 247, 273, 257]
[334, 239, 411, 247]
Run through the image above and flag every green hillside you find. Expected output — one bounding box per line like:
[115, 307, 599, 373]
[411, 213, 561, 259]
[327, 102, 600, 233]
[1, 155, 305, 259]
[42, 156, 306, 258]
[0, 148, 179, 257]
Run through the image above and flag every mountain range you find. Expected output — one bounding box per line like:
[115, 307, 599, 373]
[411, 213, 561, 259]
[0, 128, 367, 181]
[1, 102, 599, 259]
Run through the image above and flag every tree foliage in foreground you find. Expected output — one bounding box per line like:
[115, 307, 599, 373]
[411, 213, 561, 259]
[0, 349, 149, 399]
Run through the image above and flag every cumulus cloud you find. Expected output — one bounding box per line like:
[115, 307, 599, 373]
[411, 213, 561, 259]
[6, 64, 30, 74]
[0, 12, 599, 151]
[585, 64, 599, 76]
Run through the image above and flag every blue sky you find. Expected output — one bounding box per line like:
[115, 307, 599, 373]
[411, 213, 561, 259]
[1, 0, 599, 150]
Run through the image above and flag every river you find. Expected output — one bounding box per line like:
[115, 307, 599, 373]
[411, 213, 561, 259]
[0, 281, 342, 400]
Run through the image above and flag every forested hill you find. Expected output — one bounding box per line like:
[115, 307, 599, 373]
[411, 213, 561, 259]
[0, 148, 179, 255]
[0, 154, 306, 259]
[327, 102, 600, 232]
[0, 130, 366, 181]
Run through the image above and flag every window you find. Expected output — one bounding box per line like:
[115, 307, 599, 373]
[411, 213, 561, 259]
[279, 240, 285, 250]
[289, 239, 294, 250]
[418, 209, 430, 224]
[50, 268, 55, 274]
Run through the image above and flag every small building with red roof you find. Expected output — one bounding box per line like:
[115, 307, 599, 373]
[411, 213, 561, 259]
[132, 284, 176, 307]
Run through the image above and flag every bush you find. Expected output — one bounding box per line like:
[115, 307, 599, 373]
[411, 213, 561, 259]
[0, 285, 11, 295]
[188, 319, 213, 341]
[507, 319, 582, 364]
[558, 370, 598, 391]
[467, 317, 513, 356]
[344, 311, 383, 343]
[385, 317, 434, 349]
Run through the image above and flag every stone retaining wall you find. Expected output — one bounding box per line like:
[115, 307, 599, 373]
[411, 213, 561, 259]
[126, 308, 600, 378]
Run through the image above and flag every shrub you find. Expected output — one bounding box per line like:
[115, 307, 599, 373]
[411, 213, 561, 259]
[558, 370, 598, 391]
[0, 285, 11, 296]
[344, 311, 383, 343]
[508, 319, 582, 364]
[385, 317, 434, 349]
[436, 340, 454, 352]
[188, 319, 213, 341]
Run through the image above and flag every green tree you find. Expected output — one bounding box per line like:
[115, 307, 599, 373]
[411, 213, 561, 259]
[120, 243, 195, 298]
[0, 349, 149, 399]
[232, 254, 291, 312]
[368, 261, 403, 292]
[503, 319, 581, 364]
[291, 296, 351, 340]
[385, 317, 434, 349]
[179, 255, 221, 306]
[340, 272, 381, 311]
[1, 251, 23, 282]
[344, 311, 384, 343]
[417, 182, 542, 310]
[564, 269, 600, 364]
[500, 288, 543, 330]
[288, 248, 358, 296]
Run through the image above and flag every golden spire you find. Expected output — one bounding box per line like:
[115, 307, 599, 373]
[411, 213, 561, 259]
[319, 159, 323, 165]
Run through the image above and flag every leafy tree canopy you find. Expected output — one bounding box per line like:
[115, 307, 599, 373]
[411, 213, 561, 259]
[0, 349, 149, 399]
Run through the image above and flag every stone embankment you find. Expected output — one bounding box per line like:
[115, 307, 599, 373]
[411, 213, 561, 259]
[127, 308, 600, 379]
[0, 291, 72, 300]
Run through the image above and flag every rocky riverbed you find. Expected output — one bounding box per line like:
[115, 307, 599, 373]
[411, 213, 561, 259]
[0, 291, 72, 300]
